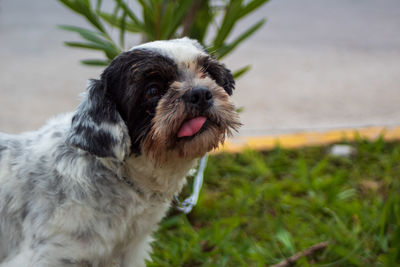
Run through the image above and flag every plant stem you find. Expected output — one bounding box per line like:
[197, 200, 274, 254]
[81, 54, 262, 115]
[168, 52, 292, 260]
[270, 241, 330, 267]
[181, 0, 203, 37]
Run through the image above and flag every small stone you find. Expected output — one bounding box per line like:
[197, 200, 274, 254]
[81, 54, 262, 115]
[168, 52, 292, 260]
[329, 144, 355, 157]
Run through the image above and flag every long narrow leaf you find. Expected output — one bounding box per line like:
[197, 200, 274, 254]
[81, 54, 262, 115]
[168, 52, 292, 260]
[152, 1, 162, 39]
[112, 0, 122, 18]
[162, 0, 193, 39]
[159, 2, 175, 39]
[58, 0, 107, 33]
[115, 0, 142, 25]
[233, 65, 251, 79]
[59, 25, 120, 60]
[95, 0, 103, 12]
[77, 1, 107, 33]
[216, 19, 265, 59]
[238, 0, 269, 19]
[213, 0, 243, 48]
[64, 41, 107, 51]
[58, 25, 108, 44]
[137, 0, 158, 40]
[99, 13, 142, 33]
[58, 0, 81, 14]
[115, 0, 151, 38]
[187, 0, 214, 43]
[81, 59, 110, 66]
[119, 10, 127, 49]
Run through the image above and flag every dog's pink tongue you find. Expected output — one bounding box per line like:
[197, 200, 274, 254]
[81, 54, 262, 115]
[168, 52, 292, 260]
[177, 116, 207, 138]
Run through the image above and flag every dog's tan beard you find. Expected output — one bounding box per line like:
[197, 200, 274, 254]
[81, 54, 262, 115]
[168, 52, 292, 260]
[141, 81, 241, 165]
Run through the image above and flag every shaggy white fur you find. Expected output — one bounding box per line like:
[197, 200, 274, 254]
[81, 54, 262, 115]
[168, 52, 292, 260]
[0, 38, 239, 267]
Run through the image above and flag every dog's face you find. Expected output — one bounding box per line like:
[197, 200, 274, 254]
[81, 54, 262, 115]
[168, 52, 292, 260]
[67, 38, 240, 164]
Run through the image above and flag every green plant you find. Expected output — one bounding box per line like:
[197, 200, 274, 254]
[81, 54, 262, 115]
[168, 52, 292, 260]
[57, 0, 268, 78]
[149, 139, 400, 266]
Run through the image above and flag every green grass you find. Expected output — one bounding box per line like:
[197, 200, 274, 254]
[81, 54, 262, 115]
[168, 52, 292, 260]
[149, 138, 400, 266]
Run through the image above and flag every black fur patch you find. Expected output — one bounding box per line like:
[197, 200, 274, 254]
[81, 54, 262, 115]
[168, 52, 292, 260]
[20, 202, 29, 220]
[197, 56, 235, 95]
[67, 79, 125, 159]
[67, 49, 179, 157]
[75, 124, 117, 158]
[0, 144, 6, 161]
[73, 228, 93, 242]
[59, 258, 92, 267]
[102, 49, 178, 155]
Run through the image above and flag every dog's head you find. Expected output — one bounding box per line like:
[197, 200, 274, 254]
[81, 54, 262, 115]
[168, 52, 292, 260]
[67, 38, 241, 164]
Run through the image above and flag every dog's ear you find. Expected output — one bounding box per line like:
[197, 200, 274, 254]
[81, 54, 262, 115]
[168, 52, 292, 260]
[219, 65, 235, 96]
[205, 59, 235, 96]
[66, 79, 131, 162]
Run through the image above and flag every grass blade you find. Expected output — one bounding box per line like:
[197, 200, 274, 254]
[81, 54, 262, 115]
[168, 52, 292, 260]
[276, 226, 295, 255]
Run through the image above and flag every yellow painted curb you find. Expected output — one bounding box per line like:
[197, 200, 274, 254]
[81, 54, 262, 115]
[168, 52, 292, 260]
[213, 126, 400, 154]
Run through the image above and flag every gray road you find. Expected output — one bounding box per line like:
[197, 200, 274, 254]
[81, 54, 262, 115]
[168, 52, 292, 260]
[1, 0, 399, 136]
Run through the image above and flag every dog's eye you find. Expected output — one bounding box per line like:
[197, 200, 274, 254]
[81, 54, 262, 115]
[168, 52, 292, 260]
[145, 83, 162, 99]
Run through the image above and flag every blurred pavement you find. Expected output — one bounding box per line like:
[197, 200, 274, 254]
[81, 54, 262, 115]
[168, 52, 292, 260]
[1, 0, 399, 136]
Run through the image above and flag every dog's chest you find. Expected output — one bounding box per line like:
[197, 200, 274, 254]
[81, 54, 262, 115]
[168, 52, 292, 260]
[57, 187, 170, 260]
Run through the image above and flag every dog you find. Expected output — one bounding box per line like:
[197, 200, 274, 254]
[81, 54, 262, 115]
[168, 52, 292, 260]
[0, 38, 240, 266]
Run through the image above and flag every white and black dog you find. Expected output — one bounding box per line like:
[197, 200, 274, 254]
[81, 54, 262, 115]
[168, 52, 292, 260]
[0, 38, 240, 266]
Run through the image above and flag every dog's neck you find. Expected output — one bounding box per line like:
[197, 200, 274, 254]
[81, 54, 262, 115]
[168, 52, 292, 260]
[120, 154, 197, 199]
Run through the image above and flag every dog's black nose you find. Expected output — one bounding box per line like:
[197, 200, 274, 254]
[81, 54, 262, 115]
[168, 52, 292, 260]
[188, 87, 213, 110]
